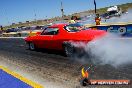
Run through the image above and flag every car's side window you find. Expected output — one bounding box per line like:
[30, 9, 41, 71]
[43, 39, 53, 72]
[41, 28, 59, 35]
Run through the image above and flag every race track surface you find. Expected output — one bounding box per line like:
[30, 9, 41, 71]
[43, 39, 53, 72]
[0, 38, 131, 88]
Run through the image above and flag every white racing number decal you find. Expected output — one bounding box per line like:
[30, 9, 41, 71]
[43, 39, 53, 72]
[118, 27, 127, 34]
[107, 27, 114, 32]
[107, 26, 127, 34]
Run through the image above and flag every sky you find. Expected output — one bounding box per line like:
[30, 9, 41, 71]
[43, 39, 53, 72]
[0, 0, 131, 26]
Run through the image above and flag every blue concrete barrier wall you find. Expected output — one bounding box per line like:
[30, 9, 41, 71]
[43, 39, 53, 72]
[89, 23, 132, 37]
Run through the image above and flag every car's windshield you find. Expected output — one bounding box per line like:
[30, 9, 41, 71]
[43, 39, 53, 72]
[64, 23, 86, 32]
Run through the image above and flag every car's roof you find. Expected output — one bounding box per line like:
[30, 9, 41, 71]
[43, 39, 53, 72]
[49, 23, 67, 28]
[48, 23, 84, 28]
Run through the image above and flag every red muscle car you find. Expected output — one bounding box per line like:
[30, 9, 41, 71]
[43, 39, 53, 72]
[24, 23, 106, 56]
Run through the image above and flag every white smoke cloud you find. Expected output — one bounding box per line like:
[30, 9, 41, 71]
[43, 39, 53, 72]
[81, 9, 132, 24]
[74, 33, 132, 67]
[73, 9, 132, 67]
[103, 9, 132, 23]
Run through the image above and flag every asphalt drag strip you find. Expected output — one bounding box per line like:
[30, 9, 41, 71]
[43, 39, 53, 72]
[0, 38, 132, 88]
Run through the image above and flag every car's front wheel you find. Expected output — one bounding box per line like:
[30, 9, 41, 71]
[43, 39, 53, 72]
[28, 42, 36, 50]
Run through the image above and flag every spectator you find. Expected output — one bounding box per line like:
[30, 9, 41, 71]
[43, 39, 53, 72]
[69, 16, 78, 24]
[95, 14, 101, 25]
[0, 26, 3, 34]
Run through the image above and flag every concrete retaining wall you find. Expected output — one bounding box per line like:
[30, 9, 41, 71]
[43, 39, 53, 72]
[86, 22, 132, 37]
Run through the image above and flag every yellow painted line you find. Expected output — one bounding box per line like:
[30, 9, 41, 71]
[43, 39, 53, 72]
[0, 66, 43, 88]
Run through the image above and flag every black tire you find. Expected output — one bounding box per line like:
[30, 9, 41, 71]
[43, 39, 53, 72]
[28, 42, 36, 50]
[63, 43, 75, 57]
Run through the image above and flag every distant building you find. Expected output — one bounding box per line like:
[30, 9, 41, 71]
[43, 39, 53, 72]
[12, 23, 15, 25]
[26, 21, 30, 23]
[19, 22, 22, 24]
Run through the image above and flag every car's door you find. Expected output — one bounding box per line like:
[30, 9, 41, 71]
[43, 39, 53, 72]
[50, 27, 63, 50]
[36, 27, 59, 49]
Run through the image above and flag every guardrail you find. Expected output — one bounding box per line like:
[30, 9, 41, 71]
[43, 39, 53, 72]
[1, 31, 38, 37]
[2, 32, 20, 37]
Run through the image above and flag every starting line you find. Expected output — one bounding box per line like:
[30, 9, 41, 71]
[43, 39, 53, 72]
[0, 66, 43, 88]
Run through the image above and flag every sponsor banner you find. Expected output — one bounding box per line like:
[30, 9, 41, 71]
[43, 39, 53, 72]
[96, 24, 132, 37]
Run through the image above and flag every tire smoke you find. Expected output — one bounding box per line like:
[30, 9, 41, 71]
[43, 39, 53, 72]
[81, 9, 132, 24]
[103, 9, 132, 23]
[73, 33, 132, 67]
[74, 9, 132, 67]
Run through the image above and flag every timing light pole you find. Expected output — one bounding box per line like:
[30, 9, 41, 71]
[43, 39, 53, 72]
[61, 1, 64, 18]
[94, 0, 97, 14]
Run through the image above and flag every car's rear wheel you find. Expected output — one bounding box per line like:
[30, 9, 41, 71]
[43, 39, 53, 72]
[63, 43, 75, 57]
[29, 42, 35, 50]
